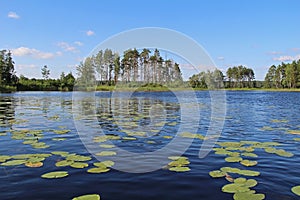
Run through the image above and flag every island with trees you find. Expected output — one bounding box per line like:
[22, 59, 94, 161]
[1, 48, 300, 92]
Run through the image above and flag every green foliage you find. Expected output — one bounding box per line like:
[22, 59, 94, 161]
[264, 60, 300, 89]
[0, 50, 17, 92]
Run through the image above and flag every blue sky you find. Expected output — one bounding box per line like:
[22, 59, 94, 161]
[1, 0, 300, 80]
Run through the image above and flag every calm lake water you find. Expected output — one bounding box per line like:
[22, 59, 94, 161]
[0, 91, 300, 200]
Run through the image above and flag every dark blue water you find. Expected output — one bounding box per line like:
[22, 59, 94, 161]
[0, 91, 300, 200]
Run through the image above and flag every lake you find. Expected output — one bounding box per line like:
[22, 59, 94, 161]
[0, 91, 300, 200]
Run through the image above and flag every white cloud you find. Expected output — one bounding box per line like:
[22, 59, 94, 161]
[8, 11, 20, 19]
[268, 51, 282, 55]
[86, 30, 95, 36]
[74, 41, 83, 46]
[16, 64, 37, 70]
[57, 42, 77, 52]
[273, 55, 300, 62]
[217, 56, 225, 61]
[12, 47, 55, 59]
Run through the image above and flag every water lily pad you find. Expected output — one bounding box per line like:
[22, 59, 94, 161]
[99, 144, 115, 148]
[179, 132, 197, 138]
[0, 155, 11, 162]
[221, 167, 241, 174]
[240, 160, 258, 167]
[163, 135, 173, 139]
[101, 160, 115, 167]
[274, 149, 294, 157]
[96, 151, 117, 156]
[70, 162, 89, 169]
[291, 185, 300, 196]
[209, 170, 226, 178]
[222, 183, 250, 193]
[168, 159, 190, 167]
[233, 192, 265, 200]
[122, 136, 137, 141]
[238, 170, 260, 177]
[264, 147, 277, 153]
[169, 166, 190, 172]
[1, 159, 26, 166]
[87, 167, 110, 173]
[41, 171, 68, 178]
[52, 151, 70, 157]
[53, 130, 70, 134]
[293, 138, 300, 142]
[287, 130, 300, 135]
[241, 153, 258, 158]
[218, 142, 241, 148]
[52, 138, 67, 141]
[55, 160, 74, 167]
[225, 156, 243, 163]
[72, 194, 100, 200]
[25, 161, 43, 168]
[214, 149, 232, 155]
[66, 155, 92, 162]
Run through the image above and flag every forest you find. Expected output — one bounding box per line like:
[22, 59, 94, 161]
[2, 48, 300, 91]
[76, 48, 183, 89]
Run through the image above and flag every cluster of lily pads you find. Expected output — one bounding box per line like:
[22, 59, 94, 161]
[208, 139, 298, 199]
[166, 156, 191, 172]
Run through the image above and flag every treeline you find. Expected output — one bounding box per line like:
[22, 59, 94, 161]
[264, 60, 300, 88]
[0, 49, 75, 92]
[76, 48, 183, 87]
[17, 70, 75, 91]
[189, 66, 262, 89]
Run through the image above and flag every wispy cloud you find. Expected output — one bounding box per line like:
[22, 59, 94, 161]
[86, 30, 95, 36]
[16, 64, 37, 70]
[74, 41, 83, 46]
[273, 55, 300, 62]
[217, 56, 225, 61]
[8, 11, 20, 19]
[57, 42, 77, 52]
[291, 48, 300, 52]
[268, 51, 282, 55]
[12, 47, 57, 59]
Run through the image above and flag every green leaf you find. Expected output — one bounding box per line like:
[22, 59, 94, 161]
[169, 166, 190, 172]
[70, 162, 89, 169]
[1, 159, 26, 166]
[41, 171, 68, 179]
[291, 185, 300, 196]
[225, 156, 243, 163]
[96, 151, 117, 156]
[240, 160, 258, 167]
[72, 194, 100, 200]
[209, 170, 226, 178]
[87, 167, 110, 174]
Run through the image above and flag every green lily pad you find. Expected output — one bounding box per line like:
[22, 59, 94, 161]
[0, 155, 11, 162]
[169, 166, 190, 172]
[100, 160, 115, 167]
[41, 171, 68, 179]
[70, 162, 89, 169]
[222, 183, 250, 193]
[1, 159, 26, 166]
[66, 155, 92, 162]
[87, 167, 110, 173]
[214, 149, 232, 155]
[241, 153, 258, 158]
[291, 185, 300, 196]
[122, 136, 137, 141]
[53, 130, 70, 134]
[99, 144, 115, 148]
[163, 135, 173, 139]
[51, 151, 70, 157]
[274, 149, 294, 157]
[52, 138, 67, 141]
[96, 151, 117, 156]
[72, 194, 100, 200]
[233, 192, 265, 200]
[225, 156, 243, 163]
[293, 138, 300, 142]
[168, 159, 190, 167]
[179, 132, 197, 138]
[238, 170, 260, 177]
[264, 147, 277, 153]
[55, 160, 74, 167]
[240, 160, 258, 167]
[209, 170, 226, 178]
[221, 167, 241, 174]
[218, 142, 241, 148]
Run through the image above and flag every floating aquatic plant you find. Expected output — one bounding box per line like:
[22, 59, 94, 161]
[291, 185, 300, 196]
[209, 170, 226, 178]
[41, 171, 68, 179]
[240, 160, 258, 167]
[72, 194, 100, 200]
[96, 151, 117, 156]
